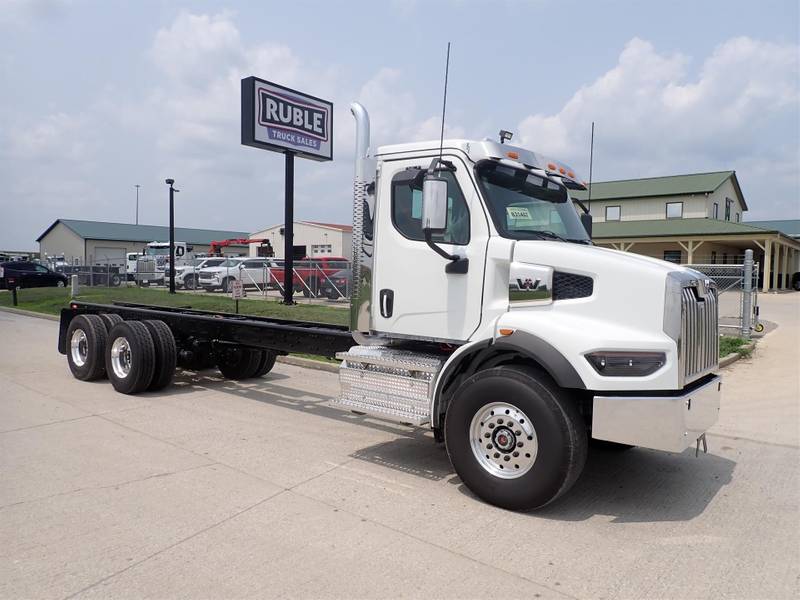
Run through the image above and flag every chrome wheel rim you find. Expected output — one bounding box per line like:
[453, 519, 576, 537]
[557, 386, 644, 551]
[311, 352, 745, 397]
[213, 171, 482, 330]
[70, 329, 88, 367]
[110, 337, 133, 379]
[469, 402, 538, 479]
[57, 281, 65, 287]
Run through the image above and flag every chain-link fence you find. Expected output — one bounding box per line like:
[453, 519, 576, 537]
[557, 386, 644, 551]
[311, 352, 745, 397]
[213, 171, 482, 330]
[687, 253, 760, 337]
[55, 265, 126, 288]
[174, 259, 352, 303]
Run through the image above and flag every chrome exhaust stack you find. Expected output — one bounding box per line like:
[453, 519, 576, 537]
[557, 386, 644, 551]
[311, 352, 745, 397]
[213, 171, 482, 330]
[349, 102, 377, 336]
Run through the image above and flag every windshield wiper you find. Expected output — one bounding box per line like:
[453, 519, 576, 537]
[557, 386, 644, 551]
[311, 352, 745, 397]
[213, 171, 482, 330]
[525, 230, 570, 243]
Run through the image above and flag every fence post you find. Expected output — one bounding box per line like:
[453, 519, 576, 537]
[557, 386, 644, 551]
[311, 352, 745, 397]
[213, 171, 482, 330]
[741, 249, 753, 339]
[71, 274, 79, 297]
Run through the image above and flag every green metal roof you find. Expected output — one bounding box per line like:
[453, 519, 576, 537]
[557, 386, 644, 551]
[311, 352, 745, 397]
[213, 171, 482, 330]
[37, 219, 249, 245]
[573, 170, 738, 202]
[745, 219, 800, 238]
[592, 218, 782, 239]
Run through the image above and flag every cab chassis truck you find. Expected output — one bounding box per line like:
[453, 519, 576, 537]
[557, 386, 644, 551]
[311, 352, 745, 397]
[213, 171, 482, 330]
[57, 102, 721, 510]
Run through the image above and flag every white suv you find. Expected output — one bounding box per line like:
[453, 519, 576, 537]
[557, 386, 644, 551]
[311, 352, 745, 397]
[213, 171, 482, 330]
[198, 257, 281, 293]
[175, 257, 226, 289]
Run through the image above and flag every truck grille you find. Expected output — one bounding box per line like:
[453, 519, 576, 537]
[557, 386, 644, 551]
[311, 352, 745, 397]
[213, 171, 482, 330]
[680, 284, 719, 384]
[553, 271, 593, 300]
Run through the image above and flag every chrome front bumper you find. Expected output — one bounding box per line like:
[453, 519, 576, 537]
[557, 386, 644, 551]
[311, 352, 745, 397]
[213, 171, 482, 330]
[591, 376, 721, 453]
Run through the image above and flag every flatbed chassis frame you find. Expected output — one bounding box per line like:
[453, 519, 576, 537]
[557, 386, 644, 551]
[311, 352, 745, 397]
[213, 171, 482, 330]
[58, 301, 355, 359]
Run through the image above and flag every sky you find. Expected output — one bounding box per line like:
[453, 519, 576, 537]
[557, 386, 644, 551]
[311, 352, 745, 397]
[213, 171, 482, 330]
[0, 0, 798, 251]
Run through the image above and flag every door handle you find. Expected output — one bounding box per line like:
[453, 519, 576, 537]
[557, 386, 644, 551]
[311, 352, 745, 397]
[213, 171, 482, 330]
[380, 289, 394, 318]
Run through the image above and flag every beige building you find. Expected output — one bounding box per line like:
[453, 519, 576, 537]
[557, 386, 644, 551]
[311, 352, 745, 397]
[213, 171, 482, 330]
[37, 219, 249, 266]
[249, 221, 352, 260]
[572, 172, 800, 291]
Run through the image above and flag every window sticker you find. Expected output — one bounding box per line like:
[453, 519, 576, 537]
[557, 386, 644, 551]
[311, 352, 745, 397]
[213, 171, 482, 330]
[506, 206, 531, 220]
[412, 189, 422, 219]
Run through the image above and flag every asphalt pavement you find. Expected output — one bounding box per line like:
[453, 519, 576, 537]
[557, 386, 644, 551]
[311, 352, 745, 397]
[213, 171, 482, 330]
[1, 294, 798, 599]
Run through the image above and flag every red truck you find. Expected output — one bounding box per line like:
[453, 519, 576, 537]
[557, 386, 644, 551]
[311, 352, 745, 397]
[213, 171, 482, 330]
[263, 256, 350, 297]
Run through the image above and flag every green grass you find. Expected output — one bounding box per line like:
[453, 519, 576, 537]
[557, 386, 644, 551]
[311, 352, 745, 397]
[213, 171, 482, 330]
[719, 335, 752, 358]
[0, 286, 348, 326]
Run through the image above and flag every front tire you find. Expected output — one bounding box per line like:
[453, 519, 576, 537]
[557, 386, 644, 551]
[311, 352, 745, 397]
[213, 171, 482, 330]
[105, 321, 156, 394]
[445, 365, 587, 511]
[184, 275, 196, 290]
[221, 278, 232, 293]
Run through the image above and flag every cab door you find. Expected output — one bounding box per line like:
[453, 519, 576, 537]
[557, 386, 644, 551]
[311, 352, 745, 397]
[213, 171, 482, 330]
[372, 154, 489, 342]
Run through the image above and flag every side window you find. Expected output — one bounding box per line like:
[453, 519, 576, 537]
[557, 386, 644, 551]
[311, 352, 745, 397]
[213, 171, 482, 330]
[666, 202, 683, 219]
[391, 169, 469, 245]
[34, 265, 49, 273]
[605, 205, 621, 221]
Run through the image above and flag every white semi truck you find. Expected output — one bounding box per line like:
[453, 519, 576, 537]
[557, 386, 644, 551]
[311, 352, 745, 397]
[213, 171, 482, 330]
[57, 102, 720, 510]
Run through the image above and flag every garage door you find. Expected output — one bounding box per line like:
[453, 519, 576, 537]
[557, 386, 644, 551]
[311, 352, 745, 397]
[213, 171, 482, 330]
[94, 247, 126, 267]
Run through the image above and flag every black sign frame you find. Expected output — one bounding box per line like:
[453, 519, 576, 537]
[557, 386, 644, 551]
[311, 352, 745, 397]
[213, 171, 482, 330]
[241, 76, 334, 162]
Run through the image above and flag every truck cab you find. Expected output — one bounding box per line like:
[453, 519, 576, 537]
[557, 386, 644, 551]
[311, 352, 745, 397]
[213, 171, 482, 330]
[335, 102, 721, 509]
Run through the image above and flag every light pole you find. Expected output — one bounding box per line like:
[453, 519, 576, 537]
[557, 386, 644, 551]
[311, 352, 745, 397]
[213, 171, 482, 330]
[134, 184, 140, 225]
[165, 179, 179, 294]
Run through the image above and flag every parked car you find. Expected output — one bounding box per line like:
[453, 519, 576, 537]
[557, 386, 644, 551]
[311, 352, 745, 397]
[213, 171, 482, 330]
[175, 257, 226, 289]
[318, 268, 351, 299]
[0, 261, 69, 289]
[198, 258, 246, 292]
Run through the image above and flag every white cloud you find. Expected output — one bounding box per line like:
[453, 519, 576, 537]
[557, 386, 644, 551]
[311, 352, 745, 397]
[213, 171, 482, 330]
[517, 37, 800, 182]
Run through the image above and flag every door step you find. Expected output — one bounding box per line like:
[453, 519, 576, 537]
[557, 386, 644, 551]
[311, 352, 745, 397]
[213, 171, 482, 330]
[334, 346, 445, 425]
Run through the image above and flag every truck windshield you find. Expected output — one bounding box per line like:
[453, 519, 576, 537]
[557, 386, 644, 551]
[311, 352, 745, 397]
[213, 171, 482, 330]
[475, 161, 589, 242]
[146, 247, 170, 256]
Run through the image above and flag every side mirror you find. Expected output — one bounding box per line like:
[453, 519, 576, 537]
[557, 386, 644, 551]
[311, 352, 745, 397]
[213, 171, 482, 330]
[580, 212, 593, 238]
[422, 175, 448, 233]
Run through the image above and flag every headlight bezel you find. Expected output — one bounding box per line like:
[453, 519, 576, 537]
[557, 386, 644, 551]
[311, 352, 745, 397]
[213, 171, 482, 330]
[585, 351, 667, 377]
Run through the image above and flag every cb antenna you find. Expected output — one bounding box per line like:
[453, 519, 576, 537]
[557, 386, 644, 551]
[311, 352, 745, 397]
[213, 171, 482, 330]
[587, 121, 595, 211]
[436, 42, 451, 172]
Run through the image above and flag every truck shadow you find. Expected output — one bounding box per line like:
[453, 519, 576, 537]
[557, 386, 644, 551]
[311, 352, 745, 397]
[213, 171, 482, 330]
[459, 445, 736, 523]
[169, 371, 735, 523]
[172, 370, 436, 442]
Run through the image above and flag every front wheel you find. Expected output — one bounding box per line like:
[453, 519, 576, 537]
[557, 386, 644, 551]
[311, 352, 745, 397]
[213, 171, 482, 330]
[445, 365, 587, 511]
[221, 278, 232, 293]
[183, 275, 196, 290]
[56, 280, 66, 288]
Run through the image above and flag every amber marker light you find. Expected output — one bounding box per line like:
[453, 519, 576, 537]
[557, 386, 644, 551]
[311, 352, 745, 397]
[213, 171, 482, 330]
[498, 328, 515, 336]
[506, 151, 519, 160]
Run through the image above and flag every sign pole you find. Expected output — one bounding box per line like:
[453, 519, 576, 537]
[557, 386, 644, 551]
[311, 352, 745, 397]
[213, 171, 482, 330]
[283, 151, 295, 305]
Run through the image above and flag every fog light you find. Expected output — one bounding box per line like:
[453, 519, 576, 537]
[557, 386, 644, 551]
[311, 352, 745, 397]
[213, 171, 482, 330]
[585, 352, 666, 376]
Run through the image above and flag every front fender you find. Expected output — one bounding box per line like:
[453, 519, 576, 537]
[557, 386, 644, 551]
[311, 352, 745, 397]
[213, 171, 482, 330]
[430, 332, 586, 429]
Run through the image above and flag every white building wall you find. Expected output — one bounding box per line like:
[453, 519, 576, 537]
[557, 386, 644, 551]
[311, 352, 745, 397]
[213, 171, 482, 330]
[38, 223, 85, 263]
[249, 222, 351, 260]
[586, 194, 710, 223]
[707, 179, 747, 222]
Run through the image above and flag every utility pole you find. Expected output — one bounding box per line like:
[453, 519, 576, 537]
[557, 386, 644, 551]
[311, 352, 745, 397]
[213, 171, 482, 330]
[134, 184, 141, 225]
[165, 179, 178, 294]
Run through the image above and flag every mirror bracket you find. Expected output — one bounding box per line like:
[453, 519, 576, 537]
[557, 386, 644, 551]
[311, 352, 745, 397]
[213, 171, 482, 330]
[423, 230, 469, 275]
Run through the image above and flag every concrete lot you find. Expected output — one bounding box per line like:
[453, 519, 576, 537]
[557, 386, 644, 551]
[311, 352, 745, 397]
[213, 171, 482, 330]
[1, 294, 798, 599]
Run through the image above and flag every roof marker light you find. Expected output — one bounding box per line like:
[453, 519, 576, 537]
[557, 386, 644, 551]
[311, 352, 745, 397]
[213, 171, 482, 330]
[506, 151, 519, 160]
[567, 171, 575, 178]
[547, 163, 557, 170]
[558, 167, 566, 174]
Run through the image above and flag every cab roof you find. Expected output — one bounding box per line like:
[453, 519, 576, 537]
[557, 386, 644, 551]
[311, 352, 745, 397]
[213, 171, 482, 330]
[376, 139, 587, 190]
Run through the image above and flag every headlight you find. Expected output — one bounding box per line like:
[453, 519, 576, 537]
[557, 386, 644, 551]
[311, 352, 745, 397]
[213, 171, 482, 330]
[585, 352, 666, 377]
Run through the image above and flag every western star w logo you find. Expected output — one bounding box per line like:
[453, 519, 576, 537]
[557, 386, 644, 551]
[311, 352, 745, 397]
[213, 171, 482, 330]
[516, 278, 541, 290]
[258, 90, 328, 141]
